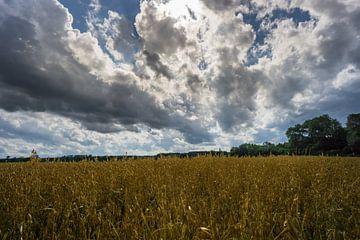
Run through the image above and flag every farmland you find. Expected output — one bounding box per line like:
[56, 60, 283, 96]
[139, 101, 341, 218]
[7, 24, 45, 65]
[0, 156, 359, 239]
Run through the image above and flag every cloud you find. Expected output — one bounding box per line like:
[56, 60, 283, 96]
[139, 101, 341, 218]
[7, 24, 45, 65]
[0, 0, 360, 157]
[0, 110, 214, 157]
[142, 50, 173, 79]
[135, 2, 187, 55]
[244, 0, 360, 132]
[199, 0, 241, 12]
[0, 0, 212, 145]
[88, 9, 139, 62]
[186, 73, 204, 93]
[212, 64, 263, 131]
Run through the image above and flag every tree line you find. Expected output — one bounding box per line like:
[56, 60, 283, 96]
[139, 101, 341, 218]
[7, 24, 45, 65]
[231, 113, 360, 156]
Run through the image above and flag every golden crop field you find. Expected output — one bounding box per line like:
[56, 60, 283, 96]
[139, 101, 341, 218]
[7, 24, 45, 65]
[0, 156, 359, 240]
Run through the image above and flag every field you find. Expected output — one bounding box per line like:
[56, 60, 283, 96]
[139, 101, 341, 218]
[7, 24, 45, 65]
[0, 156, 359, 239]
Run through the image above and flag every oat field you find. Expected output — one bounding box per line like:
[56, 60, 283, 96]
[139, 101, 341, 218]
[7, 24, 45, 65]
[0, 156, 359, 239]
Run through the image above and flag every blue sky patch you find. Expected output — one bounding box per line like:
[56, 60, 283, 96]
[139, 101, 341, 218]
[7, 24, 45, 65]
[242, 7, 312, 65]
[59, 0, 90, 32]
[58, 0, 140, 63]
[59, 0, 140, 33]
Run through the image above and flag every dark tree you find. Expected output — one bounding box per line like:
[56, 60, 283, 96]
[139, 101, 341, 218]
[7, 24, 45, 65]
[346, 113, 360, 154]
[286, 115, 347, 154]
[286, 124, 310, 154]
[230, 142, 290, 156]
[303, 115, 347, 153]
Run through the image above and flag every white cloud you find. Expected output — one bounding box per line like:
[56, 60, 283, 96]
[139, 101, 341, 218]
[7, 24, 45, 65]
[333, 65, 360, 90]
[0, 0, 359, 157]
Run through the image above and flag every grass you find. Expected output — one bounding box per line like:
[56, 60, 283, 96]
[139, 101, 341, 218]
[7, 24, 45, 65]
[0, 156, 359, 239]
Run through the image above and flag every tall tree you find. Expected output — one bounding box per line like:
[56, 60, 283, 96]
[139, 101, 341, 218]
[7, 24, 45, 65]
[346, 113, 360, 154]
[286, 115, 347, 154]
[286, 124, 309, 154]
[303, 115, 347, 152]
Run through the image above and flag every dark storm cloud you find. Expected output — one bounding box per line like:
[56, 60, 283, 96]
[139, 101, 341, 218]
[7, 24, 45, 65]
[350, 45, 360, 70]
[349, 8, 360, 32]
[213, 63, 262, 131]
[315, 4, 360, 69]
[210, 45, 262, 131]
[80, 121, 123, 134]
[268, 73, 308, 109]
[175, 119, 213, 144]
[0, 12, 212, 144]
[143, 50, 173, 79]
[347, 8, 360, 69]
[317, 22, 354, 71]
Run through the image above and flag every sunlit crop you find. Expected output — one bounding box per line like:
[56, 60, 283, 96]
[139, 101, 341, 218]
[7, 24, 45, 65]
[0, 156, 359, 239]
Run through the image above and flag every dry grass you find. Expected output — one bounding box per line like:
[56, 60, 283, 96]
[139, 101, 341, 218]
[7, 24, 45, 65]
[0, 156, 359, 239]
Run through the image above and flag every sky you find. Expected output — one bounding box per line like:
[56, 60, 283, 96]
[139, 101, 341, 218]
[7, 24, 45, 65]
[0, 0, 359, 157]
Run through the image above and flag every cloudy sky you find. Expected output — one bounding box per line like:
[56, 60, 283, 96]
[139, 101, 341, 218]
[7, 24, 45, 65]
[0, 0, 359, 157]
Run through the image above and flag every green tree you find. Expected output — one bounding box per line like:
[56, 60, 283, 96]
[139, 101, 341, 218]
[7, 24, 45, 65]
[286, 115, 347, 154]
[303, 115, 347, 153]
[286, 124, 310, 154]
[346, 113, 360, 154]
